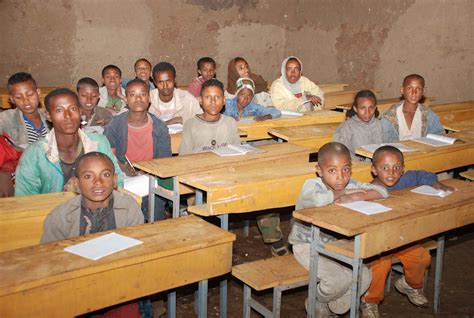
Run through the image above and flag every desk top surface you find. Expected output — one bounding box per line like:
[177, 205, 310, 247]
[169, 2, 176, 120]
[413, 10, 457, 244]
[237, 110, 345, 128]
[268, 123, 340, 141]
[0, 215, 235, 296]
[133, 142, 312, 178]
[293, 179, 474, 237]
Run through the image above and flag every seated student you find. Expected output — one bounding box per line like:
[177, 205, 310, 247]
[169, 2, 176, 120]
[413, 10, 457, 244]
[226, 57, 272, 107]
[0, 133, 22, 197]
[76, 77, 113, 127]
[381, 74, 444, 142]
[15, 88, 123, 196]
[41, 152, 145, 318]
[360, 145, 454, 318]
[121, 58, 156, 90]
[288, 142, 387, 316]
[224, 77, 281, 121]
[333, 90, 382, 159]
[188, 57, 217, 97]
[98, 64, 127, 114]
[0, 72, 50, 147]
[271, 56, 325, 112]
[179, 79, 240, 155]
[149, 62, 202, 125]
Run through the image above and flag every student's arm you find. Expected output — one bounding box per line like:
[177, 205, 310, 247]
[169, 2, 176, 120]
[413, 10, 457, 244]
[155, 120, 172, 158]
[178, 122, 194, 156]
[15, 146, 43, 196]
[253, 103, 281, 121]
[270, 80, 302, 112]
[304, 78, 325, 107]
[427, 110, 445, 135]
[228, 118, 241, 146]
[296, 179, 335, 209]
[40, 208, 68, 244]
[120, 193, 145, 226]
[0, 171, 14, 197]
[381, 118, 398, 142]
[332, 123, 352, 152]
[335, 180, 389, 203]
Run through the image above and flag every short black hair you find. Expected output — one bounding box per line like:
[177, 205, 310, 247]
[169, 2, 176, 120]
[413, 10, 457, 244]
[125, 78, 148, 93]
[373, 145, 404, 165]
[76, 77, 99, 92]
[197, 57, 216, 70]
[152, 62, 176, 79]
[317, 142, 351, 166]
[200, 79, 224, 96]
[44, 88, 79, 112]
[134, 58, 152, 70]
[101, 64, 122, 78]
[7, 72, 37, 92]
[346, 90, 379, 118]
[74, 151, 115, 178]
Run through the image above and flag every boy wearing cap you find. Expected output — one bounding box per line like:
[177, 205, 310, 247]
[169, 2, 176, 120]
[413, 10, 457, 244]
[224, 77, 281, 121]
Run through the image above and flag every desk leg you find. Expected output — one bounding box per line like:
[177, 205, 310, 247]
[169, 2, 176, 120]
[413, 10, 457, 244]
[167, 291, 176, 318]
[434, 235, 445, 314]
[148, 176, 181, 221]
[196, 189, 204, 205]
[218, 214, 229, 318]
[197, 279, 208, 318]
[148, 175, 156, 223]
[172, 176, 180, 218]
[350, 235, 362, 318]
[307, 225, 321, 318]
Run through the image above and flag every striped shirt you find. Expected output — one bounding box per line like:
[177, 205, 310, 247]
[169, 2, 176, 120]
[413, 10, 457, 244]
[23, 114, 47, 144]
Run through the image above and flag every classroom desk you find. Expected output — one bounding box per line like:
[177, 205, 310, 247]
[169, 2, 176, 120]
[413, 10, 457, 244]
[0, 215, 235, 318]
[319, 83, 349, 93]
[268, 123, 340, 150]
[238, 110, 345, 141]
[336, 97, 435, 113]
[460, 170, 474, 181]
[431, 100, 474, 114]
[294, 179, 474, 317]
[442, 119, 474, 132]
[355, 133, 474, 173]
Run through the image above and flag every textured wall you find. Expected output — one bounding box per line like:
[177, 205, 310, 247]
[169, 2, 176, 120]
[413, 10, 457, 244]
[0, 0, 472, 103]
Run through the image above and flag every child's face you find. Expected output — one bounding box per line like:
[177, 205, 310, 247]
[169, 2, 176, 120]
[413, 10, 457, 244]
[8, 80, 40, 115]
[199, 62, 216, 81]
[46, 94, 81, 135]
[154, 70, 175, 98]
[235, 60, 250, 78]
[400, 79, 425, 105]
[75, 156, 116, 210]
[135, 61, 151, 82]
[126, 82, 150, 113]
[285, 59, 301, 84]
[316, 154, 352, 191]
[237, 88, 253, 108]
[354, 97, 377, 122]
[371, 152, 404, 187]
[199, 85, 225, 116]
[78, 85, 100, 112]
[103, 68, 121, 90]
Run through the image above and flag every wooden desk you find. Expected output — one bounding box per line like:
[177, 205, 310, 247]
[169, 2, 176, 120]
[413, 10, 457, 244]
[442, 119, 474, 132]
[319, 83, 349, 93]
[0, 216, 235, 318]
[238, 110, 345, 141]
[336, 97, 435, 113]
[294, 179, 474, 317]
[460, 170, 474, 181]
[431, 100, 474, 114]
[268, 123, 340, 150]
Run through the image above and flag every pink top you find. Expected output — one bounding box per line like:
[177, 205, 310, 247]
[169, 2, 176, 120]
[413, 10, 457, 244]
[187, 76, 205, 97]
[126, 118, 153, 162]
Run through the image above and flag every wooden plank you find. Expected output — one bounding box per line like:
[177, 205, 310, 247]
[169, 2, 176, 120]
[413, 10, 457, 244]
[319, 83, 349, 93]
[0, 216, 235, 317]
[293, 179, 474, 258]
[238, 110, 345, 141]
[442, 119, 474, 132]
[268, 123, 339, 150]
[134, 143, 313, 178]
[431, 100, 474, 114]
[460, 170, 474, 181]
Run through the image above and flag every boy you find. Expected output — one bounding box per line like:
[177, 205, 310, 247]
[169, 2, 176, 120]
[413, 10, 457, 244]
[98, 64, 127, 114]
[289, 142, 388, 316]
[121, 58, 156, 90]
[188, 57, 216, 97]
[41, 152, 144, 318]
[381, 74, 444, 142]
[179, 79, 240, 155]
[149, 62, 202, 125]
[0, 72, 49, 147]
[360, 145, 454, 318]
[15, 88, 123, 196]
[77, 77, 112, 127]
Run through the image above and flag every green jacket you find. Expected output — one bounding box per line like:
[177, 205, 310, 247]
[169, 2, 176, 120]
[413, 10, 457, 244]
[15, 129, 124, 196]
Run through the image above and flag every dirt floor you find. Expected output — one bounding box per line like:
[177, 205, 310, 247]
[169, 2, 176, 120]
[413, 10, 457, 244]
[161, 210, 474, 318]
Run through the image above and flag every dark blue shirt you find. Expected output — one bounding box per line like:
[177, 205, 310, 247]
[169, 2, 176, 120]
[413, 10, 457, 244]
[386, 170, 438, 192]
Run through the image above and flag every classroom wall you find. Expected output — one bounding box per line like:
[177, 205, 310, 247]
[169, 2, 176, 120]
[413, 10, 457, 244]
[0, 0, 472, 103]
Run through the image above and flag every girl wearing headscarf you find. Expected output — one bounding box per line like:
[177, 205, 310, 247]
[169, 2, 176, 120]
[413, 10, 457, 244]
[270, 56, 325, 112]
[226, 57, 273, 107]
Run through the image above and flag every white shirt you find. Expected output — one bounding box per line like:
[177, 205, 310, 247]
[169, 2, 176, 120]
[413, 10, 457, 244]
[397, 102, 422, 140]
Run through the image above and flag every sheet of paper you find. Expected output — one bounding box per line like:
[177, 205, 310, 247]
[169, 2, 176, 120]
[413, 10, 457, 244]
[337, 201, 392, 215]
[281, 110, 304, 117]
[410, 185, 452, 197]
[167, 123, 183, 134]
[413, 135, 455, 147]
[64, 232, 143, 261]
[124, 174, 152, 197]
[238, 118, 256, 124]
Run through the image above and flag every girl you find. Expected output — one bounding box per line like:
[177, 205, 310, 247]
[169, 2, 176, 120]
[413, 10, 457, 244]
[121, 58, 156, 90]
[188, 57, 216, 97]
[226, 57, 273, 107]
[224, 77, 281, 122]
[333, 90, 382, 159]
[270, 56, 325, 112]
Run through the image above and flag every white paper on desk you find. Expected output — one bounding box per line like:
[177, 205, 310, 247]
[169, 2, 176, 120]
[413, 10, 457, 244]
[412, 134, 456, 147]
[64, 232, 143, 261]
[361, 143, 417, 154]
[337, 201, 392, 215]
[212, 144, 265, 156]
[281, 110, 304, 117]
[167, 123, 183, 134]
[410, 185, 452, 198]
[124, 174, 154, 197]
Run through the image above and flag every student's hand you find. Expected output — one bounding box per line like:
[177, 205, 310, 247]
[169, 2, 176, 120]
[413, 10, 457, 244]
[334, 189, 368, 203]
[63, 177, 79, 193]
[432, 181, 455, 192]
[306, 95, 322, 106]
[119, 161, 138, 177]
[0, 171, 14, 197]
[334, 194, 357, 204]
[166, 117, 183, 125]
[254, 115, 272, 122]
[116, 87, 126, 102]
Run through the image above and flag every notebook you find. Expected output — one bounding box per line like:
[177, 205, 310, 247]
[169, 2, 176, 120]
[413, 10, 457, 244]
[212, 144, 265, 157]
[410, 185, 452, 198]
[413, 134, 457, 147]
[281, 110, 304, 117]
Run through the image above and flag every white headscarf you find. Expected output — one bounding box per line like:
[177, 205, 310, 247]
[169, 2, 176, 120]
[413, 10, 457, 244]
[281, 56, 303, 95]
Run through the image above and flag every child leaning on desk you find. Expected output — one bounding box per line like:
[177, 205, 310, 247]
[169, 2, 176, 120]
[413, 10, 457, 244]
[288, 142, 388, 317]
[360, 145, 454, 318]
